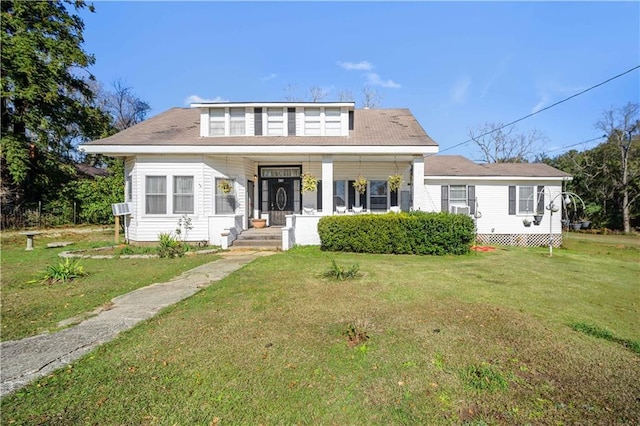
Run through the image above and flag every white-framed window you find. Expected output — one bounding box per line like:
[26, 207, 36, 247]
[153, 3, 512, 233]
[267, 108, 284, 136]
[324, 107, 341, 136]
[449, 185, 467, 206]
[369, 180, 388, 211]
[334, 180, 347, 210]
[229, 108, 245, 136]
[215, 178, 237, 214]
[145, 176, 167, 214]
[518, 185, 535, 214]
[304, 108, 321, 135]
[126, 174, 133, 202]
[209, 108, 225, 136]
[173, 176, 194, 214]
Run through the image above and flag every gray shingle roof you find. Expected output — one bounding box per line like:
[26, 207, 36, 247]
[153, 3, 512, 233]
[83, 107, 438, 147]
[424, 155, 571, 178]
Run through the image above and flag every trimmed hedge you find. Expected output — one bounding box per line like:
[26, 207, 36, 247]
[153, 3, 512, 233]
[318, 211, 475, 255]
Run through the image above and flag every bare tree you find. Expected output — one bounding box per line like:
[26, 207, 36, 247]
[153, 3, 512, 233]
[595, 102, 640, 233]
[307, 86, 328, 102]
[93, 79, 151, 131]
[283, 84, 301, 101]
[468, 123, 547, 163]
[337, 89, 354, 102]
[361, 86, 382, 108]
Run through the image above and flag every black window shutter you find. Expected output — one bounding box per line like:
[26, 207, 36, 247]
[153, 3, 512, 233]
[508, 186, 516, 215]
[441, 185, 449, 212]
[390, 189, 398, 207]
[348, 111, 354, 130]
[347, 181, 367, 209]
[467, 185, 476, 215]
[288, 108, 296, 136]
[537, 185, 545, 214]
[316, 180, 322, 211]
[348, 180, 356, 209]
[254, 108, 262, 136]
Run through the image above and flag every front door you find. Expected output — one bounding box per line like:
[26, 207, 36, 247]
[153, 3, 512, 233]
[269, 179, 294, 225]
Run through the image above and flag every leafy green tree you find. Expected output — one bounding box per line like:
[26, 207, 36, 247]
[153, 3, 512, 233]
[1, 0, 111, 207]
[544, 103, 640, 231]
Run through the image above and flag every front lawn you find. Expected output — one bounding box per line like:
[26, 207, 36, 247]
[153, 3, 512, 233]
[2, 233, 639, 424]
[0, 228, 220, 341]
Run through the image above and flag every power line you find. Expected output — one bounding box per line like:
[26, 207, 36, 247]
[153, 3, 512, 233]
[439, 64, 640, 154]
[542, 135, 607, 155]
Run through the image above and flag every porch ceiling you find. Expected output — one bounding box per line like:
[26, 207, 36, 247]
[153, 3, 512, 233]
[236, 154, 421, 163]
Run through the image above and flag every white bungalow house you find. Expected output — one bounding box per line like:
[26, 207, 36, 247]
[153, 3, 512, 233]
[80, 102, 438, 248]
[80, 101, 571, 249]
[424, 155, 572, 247]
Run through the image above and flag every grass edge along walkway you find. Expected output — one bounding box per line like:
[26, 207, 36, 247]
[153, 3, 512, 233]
[0, 251, 271, 397]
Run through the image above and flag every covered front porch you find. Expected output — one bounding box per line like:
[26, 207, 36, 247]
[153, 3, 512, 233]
[221, 154, 429, 250]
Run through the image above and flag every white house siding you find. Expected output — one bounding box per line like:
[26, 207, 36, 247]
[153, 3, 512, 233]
[425, 179, 565, 247]
[123, 155, 253, 244]
[204, 155, 247, 222]
[126, 156, 209, 242]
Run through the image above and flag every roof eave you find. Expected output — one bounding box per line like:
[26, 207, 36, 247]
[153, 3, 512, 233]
[79, 144, 439, 156]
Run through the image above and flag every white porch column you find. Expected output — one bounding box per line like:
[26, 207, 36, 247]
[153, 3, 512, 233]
[321, 156, 334, 214]
[412, 156, 425, 211]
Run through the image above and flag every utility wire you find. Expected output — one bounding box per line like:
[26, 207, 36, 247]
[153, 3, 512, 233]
[439, 64, 640, 154]
[542, 135, 607, 155]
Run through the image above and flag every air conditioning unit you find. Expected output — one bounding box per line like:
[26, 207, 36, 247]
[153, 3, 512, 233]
[111, 202, 132, 216]
[450, 205, 470, 215]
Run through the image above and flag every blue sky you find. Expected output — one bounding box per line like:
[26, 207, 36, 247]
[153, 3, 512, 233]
[79, 1, 639, 159]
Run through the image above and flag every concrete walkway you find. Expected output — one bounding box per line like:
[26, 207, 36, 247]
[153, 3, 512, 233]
[0, 250, 272, 397]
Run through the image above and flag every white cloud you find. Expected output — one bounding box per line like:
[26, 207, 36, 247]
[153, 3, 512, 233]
[450, 77, 471, 103]
[366, 72, 401, 89]
[531, 93, 550, 113]
[184, 95, 228, 105]
[260, 73, 278, 81]
[337, 61, 373, 71]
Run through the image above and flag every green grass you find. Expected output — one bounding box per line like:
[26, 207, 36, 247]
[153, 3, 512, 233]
[1, 228, 220, 341]
[1, 232, 639, 424]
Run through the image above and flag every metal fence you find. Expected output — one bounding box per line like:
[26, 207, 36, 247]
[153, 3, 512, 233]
[1, 201, 78, 230]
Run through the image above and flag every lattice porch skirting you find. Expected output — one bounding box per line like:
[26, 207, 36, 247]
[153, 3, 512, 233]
[476, 233, 562, 247]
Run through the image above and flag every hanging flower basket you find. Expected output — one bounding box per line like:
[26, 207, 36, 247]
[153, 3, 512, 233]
[217, 179, 233, 194]
[388, 174, 403, 192]
[301, 173, 318, 193]
[353, 175, 368, 194]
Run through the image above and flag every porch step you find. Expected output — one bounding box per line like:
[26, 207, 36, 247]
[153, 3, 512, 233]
[229, 227, 282, 251]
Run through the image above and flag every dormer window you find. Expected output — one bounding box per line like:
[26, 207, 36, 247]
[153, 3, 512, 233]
[199, 103, 353, 137]
[304, 108, 321, 136]
[267, 108, 284, 136]
[208, 107, 246, 136]
[230, 108, 245, 135]
[325, 108, 341, 136]
[209, 109, 225, 136]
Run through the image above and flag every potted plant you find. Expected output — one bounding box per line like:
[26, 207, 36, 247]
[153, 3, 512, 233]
[252, 218, 267, 228]
[523, 218, 532, 227]
[561, 219, 570, 227]
[217, 179, 233, 194]
[301, 173, 318, 193]
[353, 175, 368, 195]
[533, 212, 544, 223]
[580, 218, 591, 229]
[388, 174, 403, 192]
[571, 223, 582, 231]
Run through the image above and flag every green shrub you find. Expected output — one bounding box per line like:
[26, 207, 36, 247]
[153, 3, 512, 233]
[157, 232, 185, 258]
[318, 211, 474, 255]
[39, 259, 88, 284]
